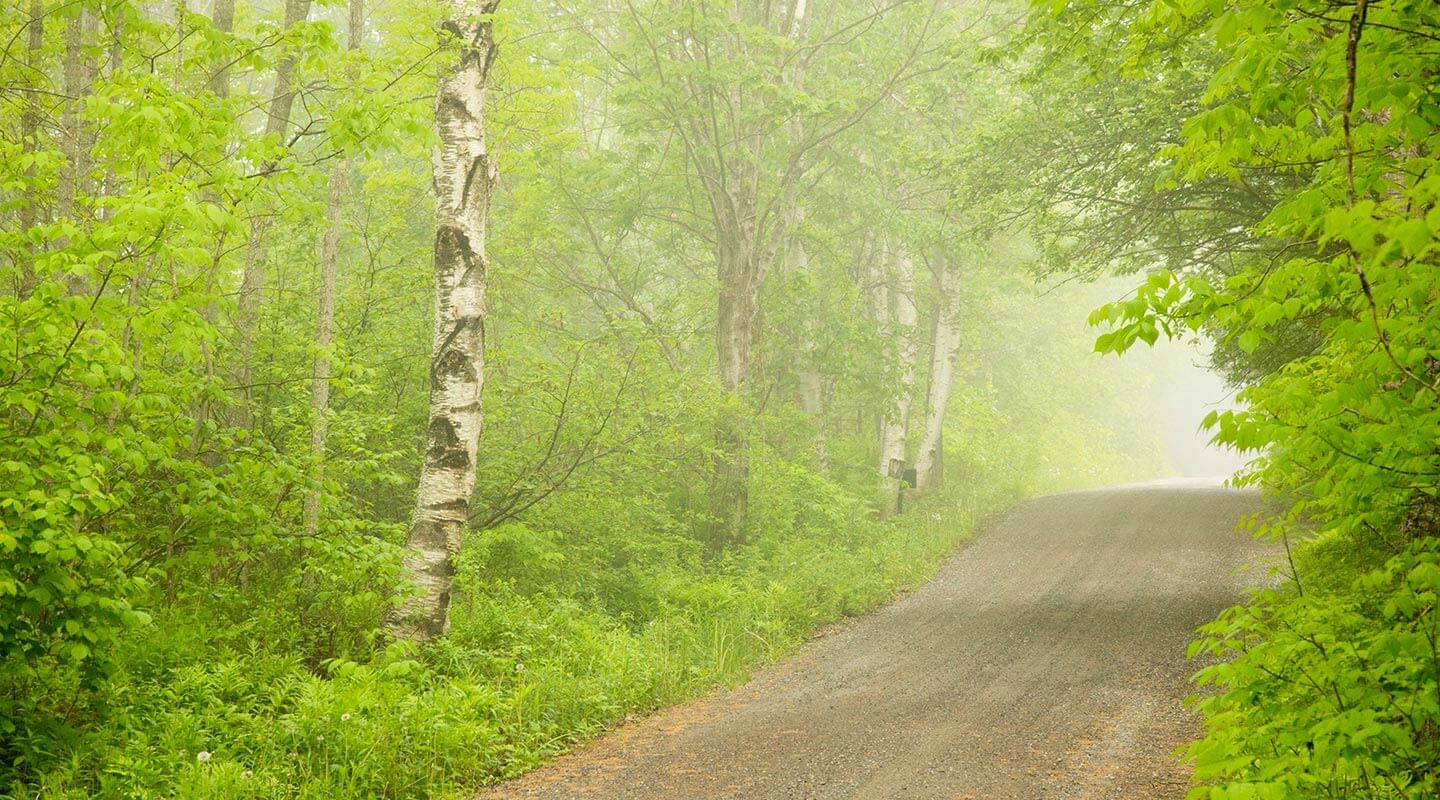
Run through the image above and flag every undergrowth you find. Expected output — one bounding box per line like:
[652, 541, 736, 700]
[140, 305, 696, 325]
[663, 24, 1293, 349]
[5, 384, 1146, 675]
[10, 479, 1020, 800]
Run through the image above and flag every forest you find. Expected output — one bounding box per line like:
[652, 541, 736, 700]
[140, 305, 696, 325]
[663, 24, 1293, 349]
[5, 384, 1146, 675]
[0, 0, 1436, 798]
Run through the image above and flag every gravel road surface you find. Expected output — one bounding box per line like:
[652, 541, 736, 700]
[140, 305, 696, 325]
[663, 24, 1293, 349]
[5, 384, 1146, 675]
[479, 480, 1274, 800]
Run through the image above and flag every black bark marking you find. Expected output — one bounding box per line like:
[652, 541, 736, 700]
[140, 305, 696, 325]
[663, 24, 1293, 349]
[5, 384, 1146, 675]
[433, 345, 475, 384]
[408, 517, 449, 550]
[434, 225, 469, 279]
[435, 224, 484, 288]
[460, 154, 489, 211]
[425, 417, 470, 470]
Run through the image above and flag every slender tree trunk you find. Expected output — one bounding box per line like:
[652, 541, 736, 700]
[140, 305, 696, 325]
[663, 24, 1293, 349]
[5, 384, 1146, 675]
[785, 206, 829, 471]
[261, 0, 313, 137]
[303, 0, 364, 539]
[209, 0, 236, 97]
[56, 9, 94, 227]
[864, 237, 891, 444]
[303, 159, 349, 537]
[95, 9, 122, 223]
[231, 0, 314, 425]
[916, 251, 962, 491]
[388, 0, 501, 641]
[797, 325, 829, 475]
[17, 0, 47, 295]
[866, 238, 891, 328]
[879, 248, 918, 478]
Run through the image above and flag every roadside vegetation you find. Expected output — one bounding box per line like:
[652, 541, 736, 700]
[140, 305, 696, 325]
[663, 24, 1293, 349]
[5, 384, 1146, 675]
[1022, 2, 1440, 797]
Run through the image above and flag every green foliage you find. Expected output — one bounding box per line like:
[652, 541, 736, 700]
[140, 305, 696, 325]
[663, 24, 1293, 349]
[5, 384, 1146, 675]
[1029, 0, 1440, 796]
[10, 472, 1102, 800]
[1188, 539, 1440, 800]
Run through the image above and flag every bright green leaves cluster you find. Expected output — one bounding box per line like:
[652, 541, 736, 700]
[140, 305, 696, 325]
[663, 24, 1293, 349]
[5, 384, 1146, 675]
[1089, 270, 1210, 353]
[0, 0, 422, 763]
[0, 284, 150, 728]
[1037, 0, 1440, 796]
[1188, 542, 1440, 800]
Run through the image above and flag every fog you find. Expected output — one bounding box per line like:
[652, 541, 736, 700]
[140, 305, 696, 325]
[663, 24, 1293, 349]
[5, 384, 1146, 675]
[1140, 338, 1250, 480]
[1043, 277, 1251, 484]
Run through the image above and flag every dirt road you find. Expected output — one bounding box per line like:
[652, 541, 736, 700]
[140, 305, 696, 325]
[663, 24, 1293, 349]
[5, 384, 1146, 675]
[480, 480, 1274, 800]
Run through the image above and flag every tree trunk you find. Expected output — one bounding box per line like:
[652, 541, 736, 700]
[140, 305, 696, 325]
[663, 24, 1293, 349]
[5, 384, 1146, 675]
[387, 0, 500, 641]
[57, 8, 96, 230]
[709, 217, 763, 543]
[303, 158, 349, 538]
[702, 0, 812, 540]
[17, 0, 46, 295]
[879, 248, 918, 478]
[231, 0, 314, 425]
[303, 0, 363, 540]
[864, 237, 891, 448]
[715, 227, 762, 393]
[261, 0, 313, 137]
[209, 0, 236, 97]
[785, 206, 829, 472]
[916, 251, 962, 492]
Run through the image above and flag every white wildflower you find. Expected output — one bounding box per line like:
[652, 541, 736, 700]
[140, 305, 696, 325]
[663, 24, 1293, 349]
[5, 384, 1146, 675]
[196, 751, 212, 763]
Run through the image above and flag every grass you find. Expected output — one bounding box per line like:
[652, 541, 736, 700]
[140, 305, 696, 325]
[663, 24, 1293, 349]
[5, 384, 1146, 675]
[14, 479, 1018, 799]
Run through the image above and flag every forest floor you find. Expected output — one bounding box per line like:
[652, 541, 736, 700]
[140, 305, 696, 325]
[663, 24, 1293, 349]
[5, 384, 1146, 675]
[476, 479, 1276, 800]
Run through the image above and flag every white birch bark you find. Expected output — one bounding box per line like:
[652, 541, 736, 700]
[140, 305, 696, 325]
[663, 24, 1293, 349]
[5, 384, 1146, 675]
[388, 0, 501, 641]
[916, 250, 962, 491]
[879, 248, 918, 478]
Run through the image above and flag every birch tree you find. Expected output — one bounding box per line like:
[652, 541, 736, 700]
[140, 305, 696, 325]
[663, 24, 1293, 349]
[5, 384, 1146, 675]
[879, 247, 919, 478]
[388, 0, 502, 641]
[915, 250, 962, 490]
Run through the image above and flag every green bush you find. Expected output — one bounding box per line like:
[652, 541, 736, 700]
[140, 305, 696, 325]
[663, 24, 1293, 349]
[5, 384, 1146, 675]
[1189, 539, 1440, 800]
